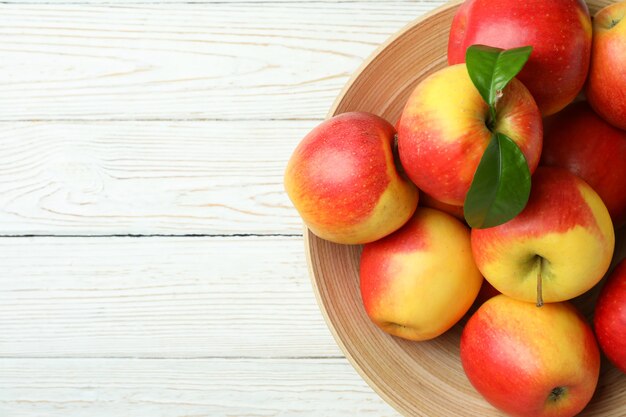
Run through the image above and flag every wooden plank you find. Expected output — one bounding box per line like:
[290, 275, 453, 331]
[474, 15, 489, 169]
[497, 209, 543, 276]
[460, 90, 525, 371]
[3, 229, 620, 360]
[0, 0, 441, 3]
[0, 358, 398, 417]
[0, 2, 445, 121]
[0, 121, 308, 235]
[0, 236, 346, 358]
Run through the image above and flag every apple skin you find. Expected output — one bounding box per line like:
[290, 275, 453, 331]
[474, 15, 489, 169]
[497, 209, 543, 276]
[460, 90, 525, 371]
[397, 64, 542, 206]
[594, 258, 626, 374]
[471, 167, 615, 304]
[461, 295, 600, 417]
[448, 0, 592, 116]
[541, 101, 626, 228]
[359, 207, 482, 341]
[284, 112, 418, 245]
[586, 2, 626, 130]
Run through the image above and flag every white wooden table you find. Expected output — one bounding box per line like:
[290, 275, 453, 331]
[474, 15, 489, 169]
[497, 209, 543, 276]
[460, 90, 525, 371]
[0, 1, 446, 415]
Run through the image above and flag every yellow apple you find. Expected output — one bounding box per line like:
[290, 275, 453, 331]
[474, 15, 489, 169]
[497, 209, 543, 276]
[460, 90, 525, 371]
[472, 167, 615, 305]
[359, 207, 482, 341]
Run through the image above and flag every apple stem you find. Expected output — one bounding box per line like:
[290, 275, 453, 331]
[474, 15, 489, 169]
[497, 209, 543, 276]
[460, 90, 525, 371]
[536, 268, 544, 307]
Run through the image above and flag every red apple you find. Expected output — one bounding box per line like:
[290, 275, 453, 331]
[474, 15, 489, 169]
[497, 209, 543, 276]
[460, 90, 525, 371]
[586, 1, 626, 130]
[594, 258, 626, 374]
[541, 101, 626, 228]
[360, 208, 482, 341]
[397, 64, 542, 206]
[284, 112, 418, 245]
[461, 295, 601, 417]
[472, 167, 615, 304]
[448, 0, 592, 116]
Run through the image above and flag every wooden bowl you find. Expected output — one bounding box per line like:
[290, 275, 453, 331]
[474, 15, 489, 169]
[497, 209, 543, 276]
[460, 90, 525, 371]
[306, 1, 626, 415]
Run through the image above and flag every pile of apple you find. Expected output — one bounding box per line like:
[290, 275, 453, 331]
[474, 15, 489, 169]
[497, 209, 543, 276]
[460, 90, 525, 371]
[285, 1, 626, 416]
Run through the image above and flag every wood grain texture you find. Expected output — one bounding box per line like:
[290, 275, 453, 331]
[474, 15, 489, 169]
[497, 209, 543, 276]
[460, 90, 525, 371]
[0, 1, 449, 416]
[0, 0, 443, 3]
[0, 358, 398, 417]
[0, 236, 349, 359]
[0, 1, 445, 121]
[4, 1, 621, 416]
[0, 121, 310, 235]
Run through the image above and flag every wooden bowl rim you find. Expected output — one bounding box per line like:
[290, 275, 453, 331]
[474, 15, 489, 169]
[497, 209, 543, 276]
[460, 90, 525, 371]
[326, 0, 463, 119]
[306, 0, 619, 415]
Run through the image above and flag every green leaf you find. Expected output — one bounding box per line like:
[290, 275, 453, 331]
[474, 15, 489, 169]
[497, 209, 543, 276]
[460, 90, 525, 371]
[465, 45, 533, 107]
[464, 133, 531, 229]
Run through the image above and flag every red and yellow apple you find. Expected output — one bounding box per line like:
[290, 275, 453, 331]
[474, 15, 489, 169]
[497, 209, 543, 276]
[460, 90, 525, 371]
[461, 295, 601, 417]
[397, 64, 542, 206]
[541, 101, 626, 228]
[586, 1, 626, 130]
[594, 258, 626, 374]
[359, 207, 482, 341]
[448, 0, 592, 116]
[471, 167, 615, 304]
[284, 112, 418, 245]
